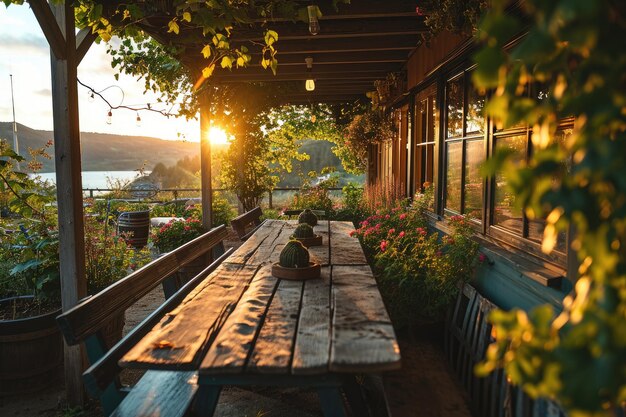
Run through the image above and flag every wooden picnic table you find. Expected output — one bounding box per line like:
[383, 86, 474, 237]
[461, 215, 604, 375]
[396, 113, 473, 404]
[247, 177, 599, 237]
[119, 219, 401, 416]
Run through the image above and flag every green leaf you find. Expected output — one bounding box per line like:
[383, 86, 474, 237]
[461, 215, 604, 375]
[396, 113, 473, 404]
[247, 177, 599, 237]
[201, 44, 212, 58]
[167, 19, 180, 35]
[264, 30, 278, 46]
[202, 63, 216, 78]
[220, 56, 232, 69]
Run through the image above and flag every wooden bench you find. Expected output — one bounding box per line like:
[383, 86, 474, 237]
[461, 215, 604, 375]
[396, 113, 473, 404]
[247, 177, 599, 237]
[230, 206, 263, 241]
[56, 225, 233, 417]
[446, 283, 566, 417]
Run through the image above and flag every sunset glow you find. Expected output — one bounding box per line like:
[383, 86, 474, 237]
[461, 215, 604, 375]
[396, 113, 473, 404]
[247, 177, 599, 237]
[208, 126, 229, 145]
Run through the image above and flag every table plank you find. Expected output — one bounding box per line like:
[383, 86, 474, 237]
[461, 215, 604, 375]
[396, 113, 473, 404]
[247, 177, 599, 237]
[246, 222, 294, 266]
[330, 265, 401, 372]
[247, 279, 304, 374]
[200, 265, 278, 374]
[330, 222, 368, 265]
[309, 221, 331, 266]
[120, 263, 257, 369]
[292, 266, 331, 375]
[226, 220, 284, 265]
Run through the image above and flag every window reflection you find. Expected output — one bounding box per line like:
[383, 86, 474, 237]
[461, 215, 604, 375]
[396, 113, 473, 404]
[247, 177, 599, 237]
[493, 135, 526, 233]
[464, 140, 483, 220]
[466, 85, 485, 134]
[446, 76, 464, 138]
[446, 141, 462, 212]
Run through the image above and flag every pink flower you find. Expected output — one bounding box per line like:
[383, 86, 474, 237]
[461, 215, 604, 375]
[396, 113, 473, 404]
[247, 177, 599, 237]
[361, 220, 369, 227]
[388, 228, 396, 236]
[349, 230, 356, 237]
[446, 236, 455, 245]
[478, 253, 487, 263]
[398, 231, 405, 238]
[375, 223, 381, 229]
[385, 214, 390, 220]
[184, 226, 191, 231]
[436, 250, 443, 257]
[416, 227, 427, 236]
[399, 213, 407, 220]
[380, 240, 388, 252]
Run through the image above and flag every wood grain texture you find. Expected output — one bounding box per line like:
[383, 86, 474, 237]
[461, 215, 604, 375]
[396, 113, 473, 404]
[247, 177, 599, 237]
[58, 226, 229, 345]
[120, 263, 256, 369]
[330, 265, 401, 372]
[246, 222, 294, 265]
[110, 370, 197, 417]
[200, 265, 279, 374]
[226, 220, 284, 265]
[247, 279, 304, 373]
[308, 221, 331, 266]
[292, 266, 331, 375]
[330, 222, 368, 265]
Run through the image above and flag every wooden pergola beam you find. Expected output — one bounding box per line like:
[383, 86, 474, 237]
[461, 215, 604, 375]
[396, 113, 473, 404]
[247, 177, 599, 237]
[29, 0, 66, 60]
[76, 27, 98, 65]
[248, 49, 410, 66]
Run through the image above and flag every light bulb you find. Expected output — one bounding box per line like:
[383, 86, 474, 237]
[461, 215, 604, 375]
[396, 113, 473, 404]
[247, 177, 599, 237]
[305, 79, 315, 91]
[135, 112, 142, 127]
[307, 5, 320, 35]
[88, 91, 95, 102]
[106, 110, 112, 125]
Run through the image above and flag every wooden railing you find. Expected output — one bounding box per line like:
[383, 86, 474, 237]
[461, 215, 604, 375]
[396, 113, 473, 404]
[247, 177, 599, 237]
[81, 187, 348, 209]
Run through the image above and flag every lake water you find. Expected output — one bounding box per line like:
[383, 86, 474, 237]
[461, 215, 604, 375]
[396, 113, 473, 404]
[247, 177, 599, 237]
[34, 171, 146, 190]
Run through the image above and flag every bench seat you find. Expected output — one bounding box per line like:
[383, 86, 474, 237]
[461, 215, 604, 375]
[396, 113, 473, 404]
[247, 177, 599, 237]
[56, 225, 232, 417]
[110, 371, 197, 417]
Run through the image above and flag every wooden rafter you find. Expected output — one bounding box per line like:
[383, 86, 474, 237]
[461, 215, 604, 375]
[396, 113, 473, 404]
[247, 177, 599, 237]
[29, 0, 66, 60]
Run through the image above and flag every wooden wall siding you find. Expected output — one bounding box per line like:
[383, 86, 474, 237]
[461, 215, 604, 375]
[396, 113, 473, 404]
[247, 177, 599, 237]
[399, 105, 409, 194]
[407, 31, 468, 89]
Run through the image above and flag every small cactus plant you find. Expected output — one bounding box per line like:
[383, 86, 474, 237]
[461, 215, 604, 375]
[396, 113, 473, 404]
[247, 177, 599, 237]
[293, 223, 315, 238]
[298, 209, 318, 226]
[279, 240, 310, 268]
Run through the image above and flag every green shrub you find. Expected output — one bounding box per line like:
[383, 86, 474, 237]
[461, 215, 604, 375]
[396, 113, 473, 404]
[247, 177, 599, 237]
[151, 218, 205, 253]
[352, 201, 478, 328]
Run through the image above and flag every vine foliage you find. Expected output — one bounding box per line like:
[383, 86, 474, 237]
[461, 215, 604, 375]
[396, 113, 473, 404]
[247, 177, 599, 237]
[473, 1, 626, 415]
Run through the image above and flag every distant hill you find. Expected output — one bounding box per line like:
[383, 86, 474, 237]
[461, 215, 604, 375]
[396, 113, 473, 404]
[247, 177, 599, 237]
[0, 122, 199, 172]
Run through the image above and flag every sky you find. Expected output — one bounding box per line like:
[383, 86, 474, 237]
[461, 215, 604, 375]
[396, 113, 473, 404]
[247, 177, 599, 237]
[0, 4, 201, 142]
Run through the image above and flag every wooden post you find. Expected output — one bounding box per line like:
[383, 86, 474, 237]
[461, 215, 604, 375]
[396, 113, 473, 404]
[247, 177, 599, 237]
[39, 1, 88, 406]
[199, 94, 213, 230]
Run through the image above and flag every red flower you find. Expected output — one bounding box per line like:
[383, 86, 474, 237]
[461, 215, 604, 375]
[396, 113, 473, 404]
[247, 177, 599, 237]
[416, 227, 427, 236]
[385, 214, 390, 220]
[399, 213, 407, 220]
[349, 230, 356, 237]
[478, 253, 487, 263]
[380, 240, 388, 252]
[388, 228, 396, 236]
[398, 231, 405, 238]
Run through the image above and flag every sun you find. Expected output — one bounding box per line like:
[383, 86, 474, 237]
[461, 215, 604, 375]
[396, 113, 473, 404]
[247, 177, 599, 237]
[208, 126, 229, 145]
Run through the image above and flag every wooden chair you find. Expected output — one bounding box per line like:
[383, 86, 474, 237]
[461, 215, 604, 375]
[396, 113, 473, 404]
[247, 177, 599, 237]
[230, 206, 263, 241]
[56, 225, 233, 417]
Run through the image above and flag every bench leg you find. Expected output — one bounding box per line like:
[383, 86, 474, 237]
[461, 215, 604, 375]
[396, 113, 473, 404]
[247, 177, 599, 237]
[192, 385, 222, 417]
[318, 387, 348, 417]
[342, 375, 371, 417]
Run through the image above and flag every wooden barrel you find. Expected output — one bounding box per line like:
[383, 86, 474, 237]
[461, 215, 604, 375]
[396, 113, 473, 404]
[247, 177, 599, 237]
[0, 296, 63, 396]
[117, 210, 150, 248]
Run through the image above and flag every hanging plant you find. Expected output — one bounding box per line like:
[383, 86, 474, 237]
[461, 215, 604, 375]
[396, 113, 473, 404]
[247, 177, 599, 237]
[418, 0, 488, 36]
[342, 107, 397, 166]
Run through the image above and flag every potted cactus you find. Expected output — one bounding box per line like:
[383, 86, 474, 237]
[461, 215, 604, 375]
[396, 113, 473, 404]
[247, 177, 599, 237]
[291, 223, 323, 247]
[272, 239, 321, 280]
[298, 209, 318, 226]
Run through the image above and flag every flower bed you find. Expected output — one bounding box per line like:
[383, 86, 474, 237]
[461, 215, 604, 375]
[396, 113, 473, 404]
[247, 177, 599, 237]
[352, 197, 479, 329]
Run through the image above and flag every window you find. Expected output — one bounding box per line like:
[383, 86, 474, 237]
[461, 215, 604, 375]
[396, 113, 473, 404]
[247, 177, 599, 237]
[443, 70, 486, 221]
[413, 85, 437, 195]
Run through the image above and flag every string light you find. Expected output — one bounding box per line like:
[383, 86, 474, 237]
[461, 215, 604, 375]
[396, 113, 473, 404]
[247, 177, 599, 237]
[106, 109, 113, 125]
[305, 57, 315, 91]
[88, 91, 95, 102]
[135, 112, 142, 127]
[307, 5, 320, 35]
